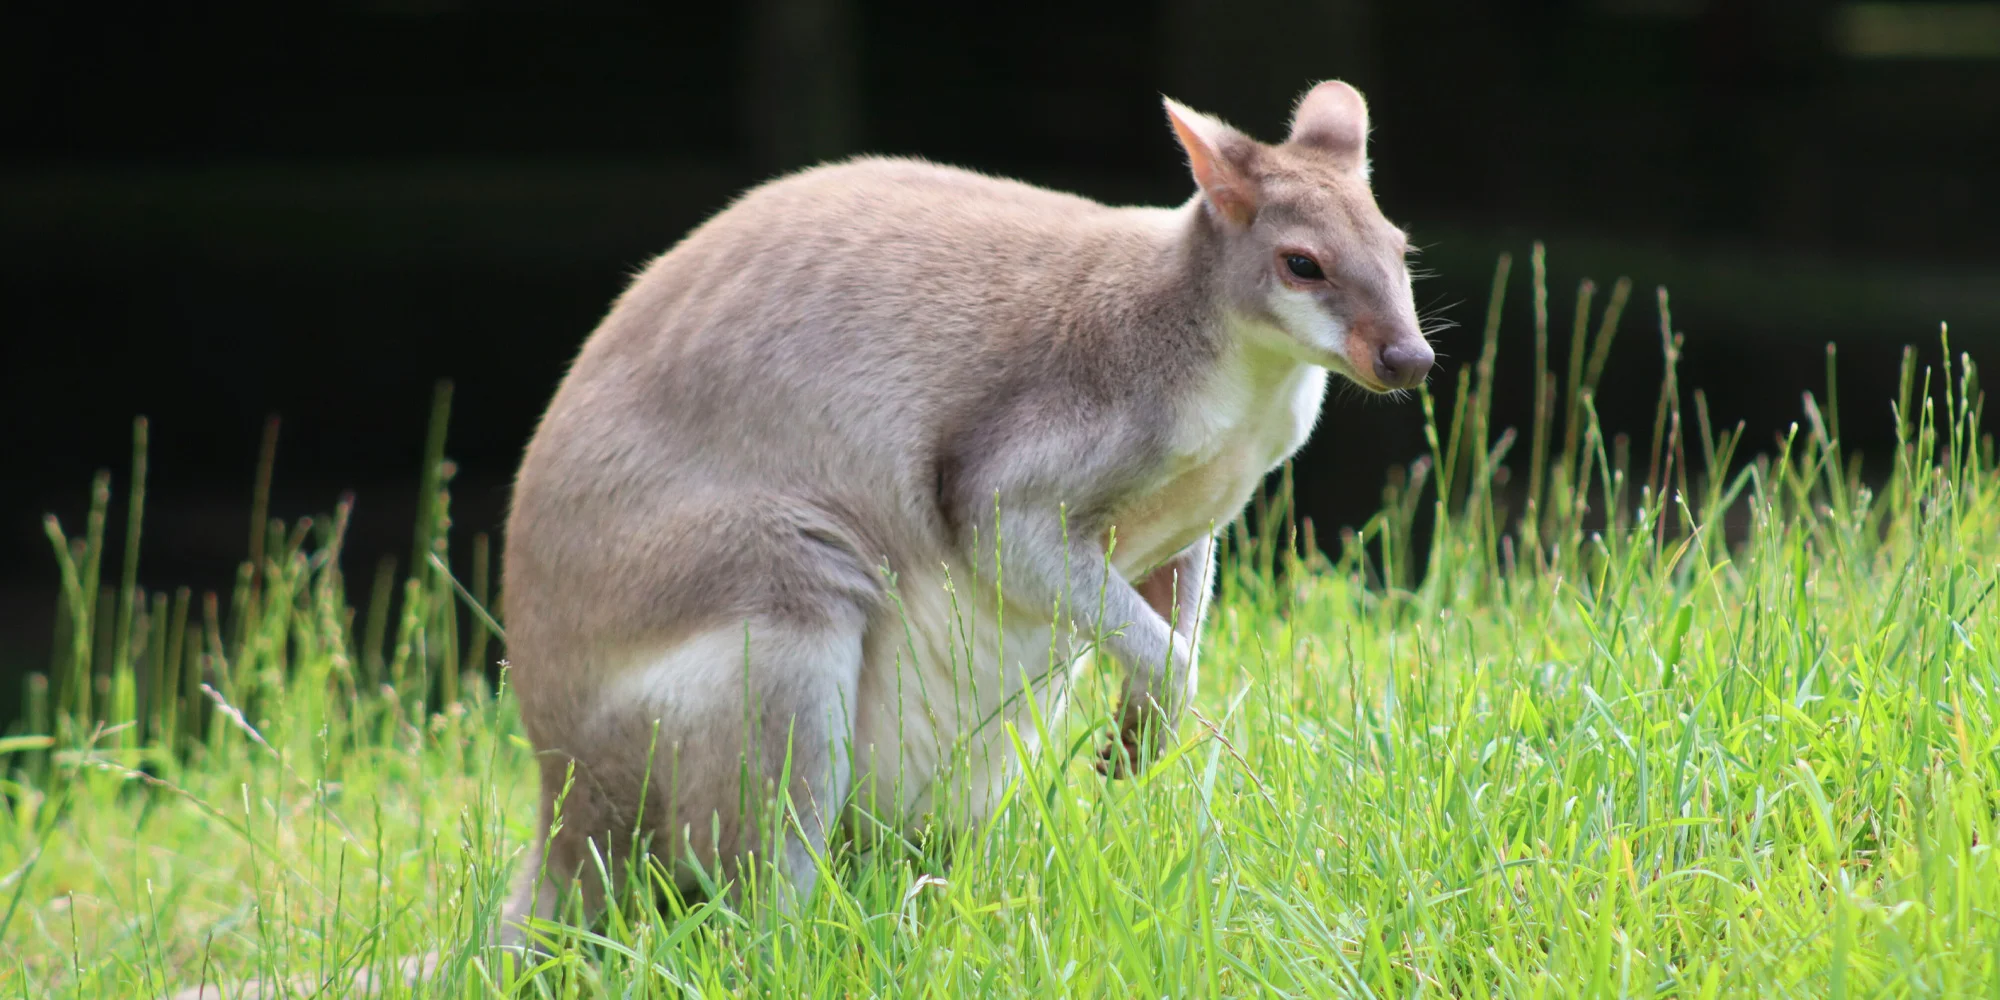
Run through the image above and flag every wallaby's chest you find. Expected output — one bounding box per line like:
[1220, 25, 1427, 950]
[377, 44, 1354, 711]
[1110, 349, 1329, 575]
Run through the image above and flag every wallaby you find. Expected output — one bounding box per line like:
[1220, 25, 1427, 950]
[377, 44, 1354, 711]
[167, 80, 1431, 998]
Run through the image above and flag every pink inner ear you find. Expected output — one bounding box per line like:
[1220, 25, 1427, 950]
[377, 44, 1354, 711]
[1288, 81, 1368, 161]
[1166, 102, 1258, 226]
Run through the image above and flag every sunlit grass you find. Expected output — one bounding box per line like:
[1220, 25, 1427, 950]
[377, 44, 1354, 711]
[6, 246, 1998, 998]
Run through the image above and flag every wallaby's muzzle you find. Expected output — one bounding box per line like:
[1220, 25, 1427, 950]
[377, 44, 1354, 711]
[1376, 337, 1435, 390]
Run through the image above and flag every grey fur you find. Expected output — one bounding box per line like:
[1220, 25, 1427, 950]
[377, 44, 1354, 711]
[166, 80, 1430, 999]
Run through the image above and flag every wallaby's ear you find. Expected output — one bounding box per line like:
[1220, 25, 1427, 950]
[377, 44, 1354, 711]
[1163, 96, 1259, 228]
[1287, 80, 1369, 172]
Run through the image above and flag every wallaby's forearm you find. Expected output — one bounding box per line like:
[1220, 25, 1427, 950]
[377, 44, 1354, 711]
[967, 499, 1186, 695]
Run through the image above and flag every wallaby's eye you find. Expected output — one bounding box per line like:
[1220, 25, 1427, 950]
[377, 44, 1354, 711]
[1284, 254, 1325, 281]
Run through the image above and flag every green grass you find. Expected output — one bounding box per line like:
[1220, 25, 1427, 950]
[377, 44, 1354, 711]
[7, 245, 2000, 998]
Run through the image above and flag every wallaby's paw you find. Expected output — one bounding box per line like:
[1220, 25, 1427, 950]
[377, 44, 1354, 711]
[1094, 723, 1153, 779]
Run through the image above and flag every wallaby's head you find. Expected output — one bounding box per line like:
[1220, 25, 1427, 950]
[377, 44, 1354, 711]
[1165, 81, 1433, 392]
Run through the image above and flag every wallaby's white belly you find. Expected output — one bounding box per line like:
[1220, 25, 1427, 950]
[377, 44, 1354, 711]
[848, 559, 1079, 833]
[1112, 344, 1329, 575]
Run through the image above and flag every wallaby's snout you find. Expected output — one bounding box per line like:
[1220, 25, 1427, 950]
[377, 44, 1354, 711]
[1336, 312, 1431, 392]
[1375, 335, 1434, 390]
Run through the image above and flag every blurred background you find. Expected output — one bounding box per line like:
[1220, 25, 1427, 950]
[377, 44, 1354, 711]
[4, 0, 1998, 724]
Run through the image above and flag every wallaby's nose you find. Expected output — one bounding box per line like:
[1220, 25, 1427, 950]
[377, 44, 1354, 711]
[1376, 339, 1435, 389]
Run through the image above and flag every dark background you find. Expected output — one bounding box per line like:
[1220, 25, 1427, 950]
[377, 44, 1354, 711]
[4, 0, 1998, 722]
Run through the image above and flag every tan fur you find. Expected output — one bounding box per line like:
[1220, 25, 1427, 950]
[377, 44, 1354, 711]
[167, 80, 1431, 998]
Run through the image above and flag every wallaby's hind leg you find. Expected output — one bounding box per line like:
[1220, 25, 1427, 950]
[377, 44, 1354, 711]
[510, 612, 865, 937]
